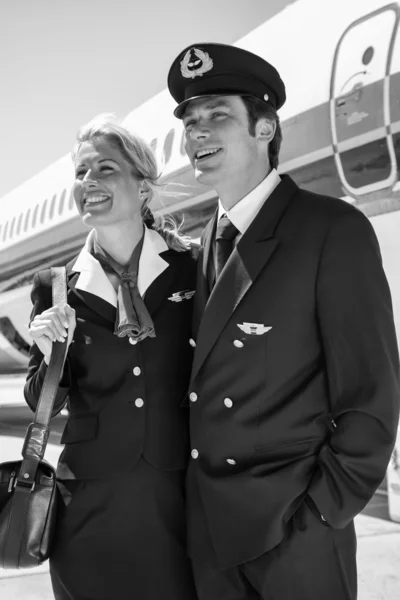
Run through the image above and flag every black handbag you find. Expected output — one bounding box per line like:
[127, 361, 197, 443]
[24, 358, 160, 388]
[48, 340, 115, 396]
[0, 267, 68, 569]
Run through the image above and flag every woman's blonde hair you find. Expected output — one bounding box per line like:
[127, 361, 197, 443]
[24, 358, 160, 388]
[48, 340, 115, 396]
[72, 114, 190, 252]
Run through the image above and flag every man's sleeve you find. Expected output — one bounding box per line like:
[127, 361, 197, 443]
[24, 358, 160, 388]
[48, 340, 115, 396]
[308, 208, 400, 527]
[24, 271, 70, 415]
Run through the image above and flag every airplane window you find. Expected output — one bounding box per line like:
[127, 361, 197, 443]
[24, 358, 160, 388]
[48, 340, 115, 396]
[3, 221, 9, 241]
[32, 204, 39, 228]
[24, 208, 31, 232]
[180, 130, 186, 156]
[40, 199, 48, 224]
[362, 46, 374, 66]
[49, 194, 57, 219]
[16, 212, 23, 235]
[68, 190, 75, 211]
[0, 316, 30, 357]
[59, 189, 66, 214]
[163, 129, 175, 165]
[9, 217, 16, 239]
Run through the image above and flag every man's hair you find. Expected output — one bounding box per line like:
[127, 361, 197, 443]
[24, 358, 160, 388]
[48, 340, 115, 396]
[241, 96, 282, 170]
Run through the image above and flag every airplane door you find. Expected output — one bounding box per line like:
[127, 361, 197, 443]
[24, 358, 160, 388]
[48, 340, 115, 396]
[330, 5, 399, 195]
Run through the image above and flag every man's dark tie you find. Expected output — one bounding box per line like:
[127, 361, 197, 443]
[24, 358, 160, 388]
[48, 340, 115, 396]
[215, 214, 239, 281]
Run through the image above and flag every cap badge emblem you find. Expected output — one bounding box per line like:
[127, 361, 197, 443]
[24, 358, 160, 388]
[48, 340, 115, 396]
[180, 47, 213, 79]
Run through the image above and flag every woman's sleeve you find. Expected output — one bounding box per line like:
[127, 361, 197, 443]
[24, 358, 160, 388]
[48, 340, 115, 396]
[23, 271, 71, 416]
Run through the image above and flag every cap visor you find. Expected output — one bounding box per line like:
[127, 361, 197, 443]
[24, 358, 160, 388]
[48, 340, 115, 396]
[173, 92, 245, 119]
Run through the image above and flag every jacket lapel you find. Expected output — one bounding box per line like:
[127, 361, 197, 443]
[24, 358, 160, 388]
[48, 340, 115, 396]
[143, 249, 181, 317]
[137, 226, 169, 297]
[191, 175, 298, 381]
[67, 264, 117, 323]
[66, 226, 172, 323]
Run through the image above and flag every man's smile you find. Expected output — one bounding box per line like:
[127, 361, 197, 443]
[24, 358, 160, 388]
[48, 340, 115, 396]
[194, 147, 223, 163]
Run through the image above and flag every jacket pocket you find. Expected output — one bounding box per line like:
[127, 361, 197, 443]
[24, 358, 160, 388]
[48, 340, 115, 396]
[254, 437, 324, 456]
[304, 494, 330, 527]
[61, 413, 98, 444]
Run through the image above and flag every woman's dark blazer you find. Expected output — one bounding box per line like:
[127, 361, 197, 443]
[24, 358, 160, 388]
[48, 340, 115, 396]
[24, 228, 197, 480]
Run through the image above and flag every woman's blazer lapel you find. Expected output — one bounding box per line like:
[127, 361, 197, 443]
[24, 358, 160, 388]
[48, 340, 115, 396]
[67, 250, 117, 323]
[66, 226, 178, 322]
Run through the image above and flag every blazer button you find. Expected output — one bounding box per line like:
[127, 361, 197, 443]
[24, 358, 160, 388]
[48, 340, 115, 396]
[133, 367, 141, 376]
[224, 398, 233, 408]
[135, 398, 144, 408]
[189, 392, 198, 402]
[226, 458, 236, 465]
[189, 338, 196, 347]
[233, 340, 244, 348]
[191, 449, 199, 459]
[129, 338, 138, 345]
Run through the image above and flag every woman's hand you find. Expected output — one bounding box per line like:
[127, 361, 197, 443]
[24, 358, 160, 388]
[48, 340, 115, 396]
[29, 304, 76, 364]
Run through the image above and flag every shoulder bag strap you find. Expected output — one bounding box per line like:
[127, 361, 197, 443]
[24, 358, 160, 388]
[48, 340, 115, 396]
[16, 267, 68, 487]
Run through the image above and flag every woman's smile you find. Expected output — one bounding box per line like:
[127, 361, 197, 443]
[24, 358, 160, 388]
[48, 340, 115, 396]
[82, 193, 112, 211]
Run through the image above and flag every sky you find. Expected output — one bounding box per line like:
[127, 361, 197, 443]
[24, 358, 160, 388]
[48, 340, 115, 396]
[1, 0, 295, 198]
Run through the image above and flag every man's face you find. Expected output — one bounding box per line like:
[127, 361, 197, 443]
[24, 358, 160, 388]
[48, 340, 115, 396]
[182, 95, 266, 191]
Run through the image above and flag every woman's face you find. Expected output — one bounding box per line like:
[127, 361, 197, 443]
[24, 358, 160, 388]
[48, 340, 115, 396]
[73, 137, 143, 228]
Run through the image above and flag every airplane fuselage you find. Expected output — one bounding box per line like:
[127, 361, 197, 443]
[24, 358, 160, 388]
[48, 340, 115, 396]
[0, 0, 399, 372]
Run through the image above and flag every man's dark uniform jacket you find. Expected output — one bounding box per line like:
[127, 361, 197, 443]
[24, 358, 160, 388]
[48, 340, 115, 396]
[187, 174, 400, 569]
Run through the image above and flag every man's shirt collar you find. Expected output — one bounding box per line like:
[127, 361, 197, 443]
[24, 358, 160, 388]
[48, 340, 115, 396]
[217, 168, 281, 235]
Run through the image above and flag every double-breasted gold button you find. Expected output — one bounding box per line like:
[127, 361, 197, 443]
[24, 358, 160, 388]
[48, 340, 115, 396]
[135, 398, 144, 408]
[133, 367, 141, 376]
[233, 340, 244, 348]
[189, 392, 198, 402]
[224, 398, 233, 408]
[189, 338, 196, 347]
[191, 449, 199, 459]
[129, 338, 138, 345]
[226, 458, 236, 465]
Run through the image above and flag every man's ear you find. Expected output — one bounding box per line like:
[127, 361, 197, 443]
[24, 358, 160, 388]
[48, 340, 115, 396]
[256, 118, 276, 144]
